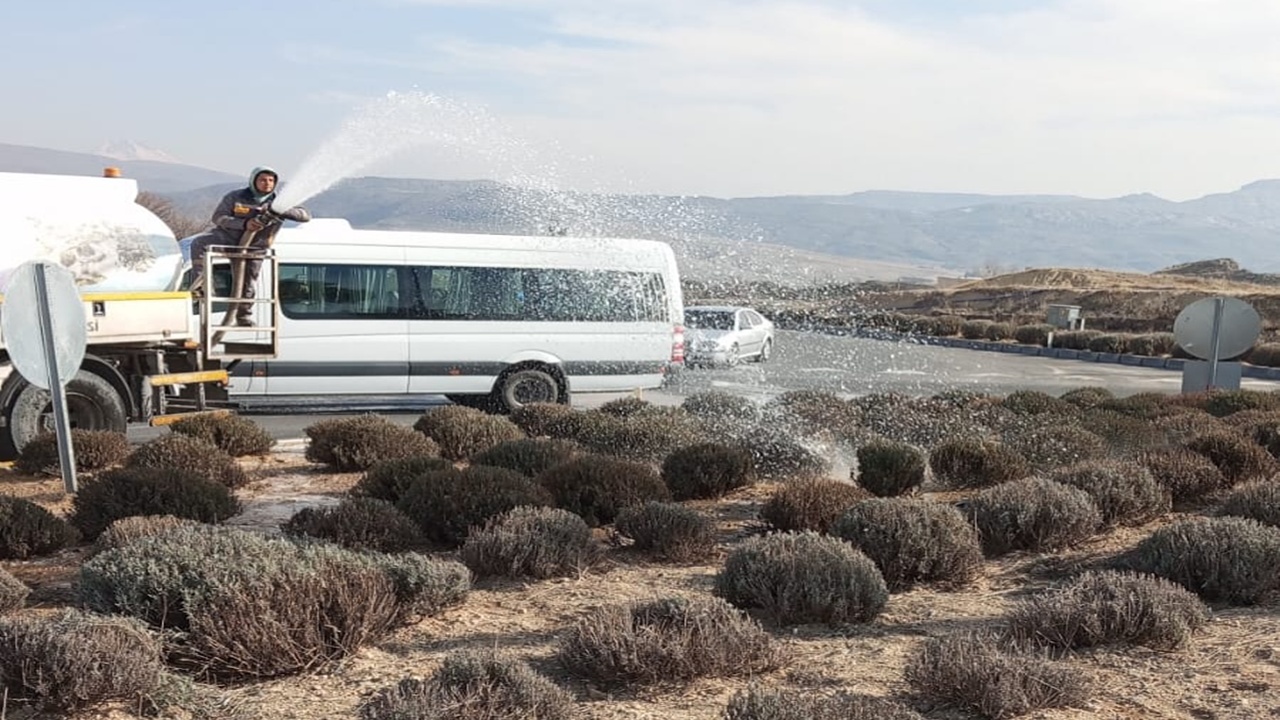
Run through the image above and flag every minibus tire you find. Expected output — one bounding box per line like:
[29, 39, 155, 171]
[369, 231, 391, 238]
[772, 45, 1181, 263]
[497, 368, 562, 412]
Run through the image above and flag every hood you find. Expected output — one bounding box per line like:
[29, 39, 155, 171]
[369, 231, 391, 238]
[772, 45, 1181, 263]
[248, 165, 278, 203]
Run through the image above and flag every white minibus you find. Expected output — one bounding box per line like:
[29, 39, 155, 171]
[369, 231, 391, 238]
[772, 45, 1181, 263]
[192, 219, 686, 411]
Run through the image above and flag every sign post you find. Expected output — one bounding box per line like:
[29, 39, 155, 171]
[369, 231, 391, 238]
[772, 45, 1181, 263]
[0, 261, 88, 493]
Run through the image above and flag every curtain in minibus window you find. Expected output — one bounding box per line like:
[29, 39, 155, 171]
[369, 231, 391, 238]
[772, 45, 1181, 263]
[278, 264, 404, 318]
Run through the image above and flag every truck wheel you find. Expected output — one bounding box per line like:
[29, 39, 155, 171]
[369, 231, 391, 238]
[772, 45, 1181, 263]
[497, 368, 562, 413]
[5, 371, 128, 455]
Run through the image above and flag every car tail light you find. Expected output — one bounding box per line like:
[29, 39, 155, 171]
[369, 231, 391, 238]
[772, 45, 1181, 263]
[671, 324, 685, 363]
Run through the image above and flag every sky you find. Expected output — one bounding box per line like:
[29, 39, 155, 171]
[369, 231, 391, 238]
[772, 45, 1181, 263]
[4, 0, 1280, 200]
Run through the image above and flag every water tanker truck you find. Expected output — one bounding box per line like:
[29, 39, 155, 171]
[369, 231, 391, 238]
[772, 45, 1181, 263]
[0, 170, 279, 460]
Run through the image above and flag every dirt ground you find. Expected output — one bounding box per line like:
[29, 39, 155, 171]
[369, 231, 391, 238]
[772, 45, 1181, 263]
[2, 444, 1279, 720]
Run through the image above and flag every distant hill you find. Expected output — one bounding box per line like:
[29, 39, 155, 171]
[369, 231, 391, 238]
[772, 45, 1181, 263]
[14, 142, 1280, 279]
[0, 143, 239, 193]
[163, 173, 1280, 280]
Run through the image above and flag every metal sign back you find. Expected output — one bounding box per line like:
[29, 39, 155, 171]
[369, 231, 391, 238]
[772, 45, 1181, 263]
[1, 261, 87, 389]
[1173, 296, 1260, 362]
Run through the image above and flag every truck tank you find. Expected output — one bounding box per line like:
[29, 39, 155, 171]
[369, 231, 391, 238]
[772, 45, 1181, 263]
[0, 170, 185, 294]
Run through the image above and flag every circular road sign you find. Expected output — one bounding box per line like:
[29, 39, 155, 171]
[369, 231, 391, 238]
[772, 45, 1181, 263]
[1, 261, 87, 389]
[1172, 296, 1261, 362]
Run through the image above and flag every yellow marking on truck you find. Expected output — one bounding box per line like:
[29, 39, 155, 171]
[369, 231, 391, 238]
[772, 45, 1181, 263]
[81, 291, 191, 301]
[148, 370, 229, 387]
[0, 291, 190, 303]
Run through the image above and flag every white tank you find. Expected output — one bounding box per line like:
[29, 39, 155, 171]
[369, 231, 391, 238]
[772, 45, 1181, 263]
[0, 171, 185, 294]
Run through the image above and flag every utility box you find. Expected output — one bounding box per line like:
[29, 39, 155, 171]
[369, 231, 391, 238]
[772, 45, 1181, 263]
[1047, 304, 1085, 330]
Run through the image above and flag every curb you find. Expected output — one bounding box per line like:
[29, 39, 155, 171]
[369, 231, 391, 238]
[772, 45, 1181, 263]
[798, 324, 1279, 379]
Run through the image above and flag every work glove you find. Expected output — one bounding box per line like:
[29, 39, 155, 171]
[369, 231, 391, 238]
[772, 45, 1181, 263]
[278, 206, 312, 223]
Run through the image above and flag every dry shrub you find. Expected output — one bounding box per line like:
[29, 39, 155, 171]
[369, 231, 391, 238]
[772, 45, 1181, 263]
[1013, 323, 1054, 346]
[350, 455, 454, 504]
[759, 477, 867, 533]
[598, 395, 651, 417]
[714, 531, 888, 625]
[92, 515, 199, 556]
[396, 466, 553, 547]
[1120, 516, 1280, 605]
[169, 413, 275, 457]
[663, 443, 755, 500]
[929, 437, 1030, 489]
[1054, 329, 1102, 350]
[1100, 391, 1173, 420]
[931, 388, 990, 407]
[1217, 480, 1280, 528]
[0, 609, 164, 712]
[961, 319, 994, 340]
[1005, 570, 1209, 651]
[126, 434, 249, 489]
[1074, 409, 1167, 453]
[359, 651, 574, 720]
[1200, 389, 1280, 418]
[723, 685, 924, 720]
[0, 494, 79, 559]
[1245, 418, 1280, 460]
[615, 501, 717, 562]
[15, 429, 131, 475]
[735, 425, 831, 480]
[854, 440, 926, 497]
[1000, 389, 1077, 417]
[1058, 386, 1114, 408]
[305, 414, 440, 472]
[1139, 448, 1228, 506]
[1127, 332, 1176, 357]
[0, 567, 29, 614]
[1046, 460, 1171, 526]
[79, 525, 470, 680]
[413, 405, 526, 461]
[681, 390, 762, 426]
[762, 390, 861, 436]
[1004, 425, 1106, 470]
[461, 506, 599, 579]
[1087, 333, 1128, 354]
[964, 478, 1101, 556]
[857, 397, 975, 449]
[1185, 431, 1280, 485]
[985, 321, 1014, 341]
[282, 497, 425, 553]
[537, 454, 670, 527]
[70, 466, 241, 541]
[1248, 343, 1280, 367]
[507, 402, 585, 439]
[905, 632, 1088, 720]
[1157, 408, 1230, 443]
[832, 498, 982, 591]
[576, 409, 705, 461]
[470, 438, 580, 477]
[557, 596, 784, 685]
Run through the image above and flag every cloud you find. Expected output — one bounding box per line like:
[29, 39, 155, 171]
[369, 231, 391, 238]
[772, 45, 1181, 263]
[336, 1, 1280, 199]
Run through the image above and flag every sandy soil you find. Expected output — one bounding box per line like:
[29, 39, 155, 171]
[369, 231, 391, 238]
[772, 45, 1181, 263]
[1, 445, 1279, 720]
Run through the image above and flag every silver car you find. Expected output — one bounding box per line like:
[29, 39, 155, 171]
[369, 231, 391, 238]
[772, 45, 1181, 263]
[684, 305, 775, 367]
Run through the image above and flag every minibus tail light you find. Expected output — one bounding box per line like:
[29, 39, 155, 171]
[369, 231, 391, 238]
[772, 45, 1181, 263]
[671, 324, 685, 363]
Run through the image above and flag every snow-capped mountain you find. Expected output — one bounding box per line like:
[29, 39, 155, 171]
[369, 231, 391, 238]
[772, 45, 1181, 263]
[95, 140, 183, 164]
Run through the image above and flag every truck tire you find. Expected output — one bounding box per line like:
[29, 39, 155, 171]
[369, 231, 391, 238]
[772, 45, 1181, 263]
[5, 370, 128, 456]
[497, 368, 562, 413]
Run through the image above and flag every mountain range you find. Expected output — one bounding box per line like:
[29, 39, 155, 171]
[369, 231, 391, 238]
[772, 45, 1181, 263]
[6, 142, 1280, 283]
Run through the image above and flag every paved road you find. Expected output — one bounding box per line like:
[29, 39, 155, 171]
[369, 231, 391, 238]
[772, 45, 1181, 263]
[129, 330, 1280, 444]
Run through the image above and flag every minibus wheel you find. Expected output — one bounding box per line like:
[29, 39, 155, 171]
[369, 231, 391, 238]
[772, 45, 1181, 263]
[498, 368, 563, 412]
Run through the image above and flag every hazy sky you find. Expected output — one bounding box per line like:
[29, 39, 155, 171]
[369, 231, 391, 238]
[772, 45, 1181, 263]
[5, 0, 1280, 200]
